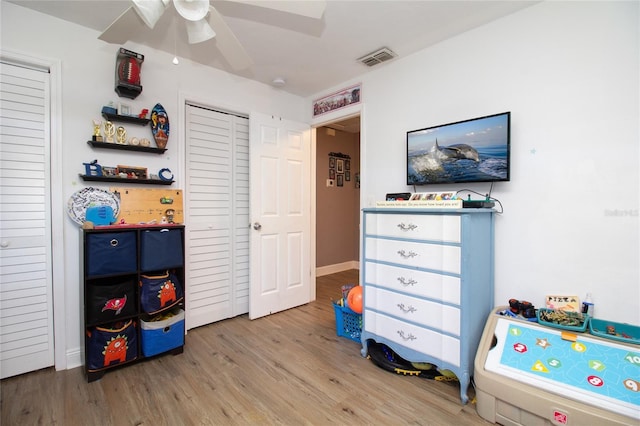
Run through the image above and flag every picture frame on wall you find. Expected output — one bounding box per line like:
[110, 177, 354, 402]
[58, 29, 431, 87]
[102, 166, 117, 177]
[345, 171, 351, 181]
[117, 165, 148, 179]
[329, 157, 336, 168]
[312, 83, 361, 117]
[337, 159, 344, 173]
[337, 174, 344, 187]
[117, 102, 131, 116]
[329, 169, 336, 179]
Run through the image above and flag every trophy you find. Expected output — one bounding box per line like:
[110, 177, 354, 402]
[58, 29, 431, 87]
[92, 119, 103, 142]
[104, 121, 115, 143]
[116, 126, 127, 144]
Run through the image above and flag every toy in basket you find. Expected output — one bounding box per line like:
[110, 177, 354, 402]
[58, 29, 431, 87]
[537, 308, 589, 332]
[332, 299, 362, 343]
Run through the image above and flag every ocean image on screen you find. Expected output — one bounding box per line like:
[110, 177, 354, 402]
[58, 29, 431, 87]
[407, 112, 510, 185]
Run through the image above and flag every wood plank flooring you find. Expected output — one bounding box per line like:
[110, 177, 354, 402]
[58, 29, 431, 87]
[1, 270, 490, 425]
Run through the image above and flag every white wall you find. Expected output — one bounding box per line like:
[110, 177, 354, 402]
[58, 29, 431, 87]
[310, 1, 639, 324]
[1, 2, 307, 369]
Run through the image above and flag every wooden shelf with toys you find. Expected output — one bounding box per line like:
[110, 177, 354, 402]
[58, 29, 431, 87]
[101, 112, 150, 125]
[86, 140, 166, 154]
[79, 174, 174, 185]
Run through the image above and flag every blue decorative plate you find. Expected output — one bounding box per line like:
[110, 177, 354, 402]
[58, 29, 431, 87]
[67, 187, 120, 225]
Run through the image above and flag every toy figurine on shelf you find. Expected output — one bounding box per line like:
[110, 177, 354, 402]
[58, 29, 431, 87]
[165, 208, 175, 224]
[138, 108, 149, 119]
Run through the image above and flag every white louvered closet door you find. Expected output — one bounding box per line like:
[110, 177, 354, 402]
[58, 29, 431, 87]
[0, 61, 54, 378]
[185, 104, 249, 329]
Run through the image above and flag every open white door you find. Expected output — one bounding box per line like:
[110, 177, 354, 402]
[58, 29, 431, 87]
[249, 113, 311, 320]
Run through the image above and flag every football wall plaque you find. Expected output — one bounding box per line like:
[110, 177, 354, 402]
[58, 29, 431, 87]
[115, 47, 144, 100]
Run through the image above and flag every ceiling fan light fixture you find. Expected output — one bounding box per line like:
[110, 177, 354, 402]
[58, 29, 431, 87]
[173, 0, 210, 21]
[185, 19, 216, 44]
[132, 0, 170, 29]
[272, 77, 286, 87]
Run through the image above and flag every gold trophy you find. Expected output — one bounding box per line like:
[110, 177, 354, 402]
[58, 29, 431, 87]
[92, 119, 103, 142]
[104, 121, 115, 143]
[116, 126, 127, 144]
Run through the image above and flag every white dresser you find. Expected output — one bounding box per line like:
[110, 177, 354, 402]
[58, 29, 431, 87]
[360, 208, 495, 404]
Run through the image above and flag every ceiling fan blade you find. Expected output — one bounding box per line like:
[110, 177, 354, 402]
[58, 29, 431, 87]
[226, 0, 326, 19]
[185, 18, 216, 44]
[207, 6, 253, 71]
[132, 0, 170, 29]
[98, 6, 144, 44]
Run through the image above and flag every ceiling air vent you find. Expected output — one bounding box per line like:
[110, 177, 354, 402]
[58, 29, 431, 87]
[357, 47, 396, 67]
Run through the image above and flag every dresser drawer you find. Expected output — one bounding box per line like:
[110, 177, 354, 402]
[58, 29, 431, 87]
[366, 287, 460, 335]
[365, 237, 461, 274]
[364, 261, 460, 304]
[365, 213, 460, 243]
[364, 310, 460, 367]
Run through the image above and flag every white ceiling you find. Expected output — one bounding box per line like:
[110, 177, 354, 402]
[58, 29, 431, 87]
[8, 0, 537, 98]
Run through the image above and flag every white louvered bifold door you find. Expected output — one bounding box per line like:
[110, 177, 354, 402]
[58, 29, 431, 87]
[0, 61, 54, 378]
[185, 105, 249, 329]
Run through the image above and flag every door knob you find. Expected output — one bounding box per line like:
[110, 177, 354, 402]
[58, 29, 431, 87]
[253, 222, 262, 230]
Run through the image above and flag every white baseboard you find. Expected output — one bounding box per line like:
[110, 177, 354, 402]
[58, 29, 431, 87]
[64, 347, 83, 371]
[316, 261, 359, 277]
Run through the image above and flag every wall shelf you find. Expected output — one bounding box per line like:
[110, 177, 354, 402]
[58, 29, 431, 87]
[102, 112, 150, 125]
[87, 140, 166, 154]
[79, 174, 173, 185]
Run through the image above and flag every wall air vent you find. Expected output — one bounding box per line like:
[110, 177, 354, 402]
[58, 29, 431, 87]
[357, 47, 397, 67]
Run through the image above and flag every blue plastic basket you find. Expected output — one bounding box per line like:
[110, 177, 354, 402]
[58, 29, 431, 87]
[589, 318, 639, 345]
[332, 301, 362, 343]
[536, 308, 589, 332]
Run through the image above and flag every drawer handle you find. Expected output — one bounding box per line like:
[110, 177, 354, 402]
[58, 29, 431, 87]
[397, 249, 417, 259]
[397, 303, 417, 314]
[397, 222, 417, 232]
[397, 277, 417, 286]
[110, 239, 119, 247]
[397, 330, 417, 341]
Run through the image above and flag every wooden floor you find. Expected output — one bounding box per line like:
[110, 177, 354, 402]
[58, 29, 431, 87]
[1, 270, 490, 425]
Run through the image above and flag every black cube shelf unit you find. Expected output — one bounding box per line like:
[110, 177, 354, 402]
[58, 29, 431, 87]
[82, 225, 186, 382]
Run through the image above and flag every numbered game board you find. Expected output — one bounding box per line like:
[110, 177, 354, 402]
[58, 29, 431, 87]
[485, 318, 639, 420]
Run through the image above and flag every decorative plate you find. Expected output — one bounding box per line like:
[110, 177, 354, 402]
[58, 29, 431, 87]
[67, 187, 120, 225]
[150, 103, 169, 149]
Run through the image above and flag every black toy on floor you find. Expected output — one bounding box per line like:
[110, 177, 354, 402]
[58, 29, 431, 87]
[366, 341, 441, 379]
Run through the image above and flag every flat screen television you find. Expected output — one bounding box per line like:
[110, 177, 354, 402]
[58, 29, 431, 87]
[407, 112, 510, 185]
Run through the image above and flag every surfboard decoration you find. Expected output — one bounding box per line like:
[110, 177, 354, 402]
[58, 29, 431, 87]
[150, 103, 169, 149]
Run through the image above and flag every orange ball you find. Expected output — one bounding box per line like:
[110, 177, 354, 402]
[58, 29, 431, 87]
[347, 286, 363, 314]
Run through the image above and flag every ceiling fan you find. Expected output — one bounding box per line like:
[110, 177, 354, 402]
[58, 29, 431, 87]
[99, 0, 326, 71]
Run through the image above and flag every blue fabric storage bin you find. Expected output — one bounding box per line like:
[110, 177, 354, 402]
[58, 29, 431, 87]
[139, 271, 183, 315]
[141, 309, 185, 357]
[86, 232, 137, 277]
[140, 228, 183, 271]
[86, 320, 137, 371]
